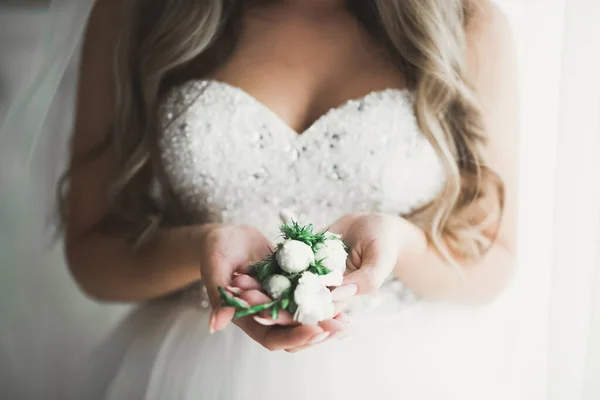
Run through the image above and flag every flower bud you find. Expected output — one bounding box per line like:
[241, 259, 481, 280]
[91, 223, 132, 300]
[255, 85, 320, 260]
[314, 236, 347, 275]
[265, 275, 292, 300]
[293, 272, 334, 325]
[276, 240, 315, 274]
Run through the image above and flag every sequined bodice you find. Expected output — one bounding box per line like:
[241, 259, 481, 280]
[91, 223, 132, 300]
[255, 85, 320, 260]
[159, 79, 446, 311]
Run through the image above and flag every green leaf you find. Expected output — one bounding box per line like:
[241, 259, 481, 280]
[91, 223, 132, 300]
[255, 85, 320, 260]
[307, 260, 332, 276]
[281, 298, 290, 309]
[248, 252, 280, 286]
[280, 220, 327, 247]
[218, 286, 250, 309]
[233, 301, 277, 319]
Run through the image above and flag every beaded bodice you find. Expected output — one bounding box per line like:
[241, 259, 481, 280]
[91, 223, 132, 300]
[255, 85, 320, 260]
[158, 79, 446, 312]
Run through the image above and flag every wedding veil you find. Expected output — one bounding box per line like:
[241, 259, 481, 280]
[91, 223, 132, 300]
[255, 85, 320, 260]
[0, 3, 128, 398]
[0, 0, 94, 229]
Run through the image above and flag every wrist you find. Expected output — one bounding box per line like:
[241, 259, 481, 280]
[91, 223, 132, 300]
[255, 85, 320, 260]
[179, 223, 219, 273]
[392, 216, 428, 267]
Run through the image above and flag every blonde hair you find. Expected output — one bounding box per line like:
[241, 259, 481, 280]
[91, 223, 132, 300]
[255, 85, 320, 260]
[63, 0, 504, 264]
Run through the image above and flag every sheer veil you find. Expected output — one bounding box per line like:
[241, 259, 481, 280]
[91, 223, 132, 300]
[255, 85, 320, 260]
[0, 2, 130, 398]
[0, 0, 94, 222]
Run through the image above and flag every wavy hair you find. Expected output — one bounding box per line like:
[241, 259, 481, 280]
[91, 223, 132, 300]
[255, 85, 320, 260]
[62, 0, 504, 265]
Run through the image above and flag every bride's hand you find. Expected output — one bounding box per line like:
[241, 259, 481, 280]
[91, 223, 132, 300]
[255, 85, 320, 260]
[327, 213, 427, 299]
[199, 224, 343, 351]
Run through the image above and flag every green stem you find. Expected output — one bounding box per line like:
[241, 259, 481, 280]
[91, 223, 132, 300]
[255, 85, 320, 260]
[234, 301, 278, 319]
[218, 286, 250, 309]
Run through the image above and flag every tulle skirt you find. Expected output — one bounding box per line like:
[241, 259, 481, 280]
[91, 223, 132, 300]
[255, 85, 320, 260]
[70, 294, 527, 400]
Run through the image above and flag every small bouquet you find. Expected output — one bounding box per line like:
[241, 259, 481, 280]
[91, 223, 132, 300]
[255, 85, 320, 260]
[218, 221, 348, 325]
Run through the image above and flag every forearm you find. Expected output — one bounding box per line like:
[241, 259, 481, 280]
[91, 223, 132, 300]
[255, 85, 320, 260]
[393, 232, 517, 305]
[66, 224, 211, 302]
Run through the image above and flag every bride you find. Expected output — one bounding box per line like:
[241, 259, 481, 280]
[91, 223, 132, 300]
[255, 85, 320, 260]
[62, 0, 518, 398]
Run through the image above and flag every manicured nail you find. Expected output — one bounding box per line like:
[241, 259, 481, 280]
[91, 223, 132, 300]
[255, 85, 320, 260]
[226, 286, 243, 295]
[209, 311, 217, 334]
[331, 284, 358, 301]
[253, 316, 276, 326]
[309, 332, 331, 345]
[236, 298, 251, 308]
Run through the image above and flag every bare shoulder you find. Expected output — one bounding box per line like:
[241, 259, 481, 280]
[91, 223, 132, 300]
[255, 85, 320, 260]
[464, 0, 517, 80]
[67, 0, 130, 237]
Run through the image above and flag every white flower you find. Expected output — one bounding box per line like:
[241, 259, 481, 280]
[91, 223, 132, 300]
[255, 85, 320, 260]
[276, 240, 315, 274]
[293, 272, 334, 325]
[318, 269, 344, 287]
[314, 236, 347, 276]
[265, 275, 291, 300]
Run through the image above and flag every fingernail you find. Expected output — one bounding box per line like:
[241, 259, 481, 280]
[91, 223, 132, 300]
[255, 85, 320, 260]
[209, 311, 217, 334]
[253, 316, 276, 326]
[331, 284, 358, 301]
[237, 299, 251, 308]
[309, 332, 330, 345]
[233, 272, 243, 277]
[226, 286, 243, 295]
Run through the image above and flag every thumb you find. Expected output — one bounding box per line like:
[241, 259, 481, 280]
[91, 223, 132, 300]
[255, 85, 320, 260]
[203, 255, 235, 308]
[204, 256, 238, 333]
[340, 242, 396, 295]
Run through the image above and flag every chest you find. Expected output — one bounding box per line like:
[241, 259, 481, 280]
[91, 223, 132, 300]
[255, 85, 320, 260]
[205, 12, 406, 134]
[158, 80, 446, 233]
[156, 11, 445, 230]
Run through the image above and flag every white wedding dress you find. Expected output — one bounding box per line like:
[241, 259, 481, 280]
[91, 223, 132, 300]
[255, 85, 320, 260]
[69, 80, 522, 400]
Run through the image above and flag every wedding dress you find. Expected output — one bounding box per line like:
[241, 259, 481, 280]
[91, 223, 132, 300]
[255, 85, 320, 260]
[69, 79, 519, 400]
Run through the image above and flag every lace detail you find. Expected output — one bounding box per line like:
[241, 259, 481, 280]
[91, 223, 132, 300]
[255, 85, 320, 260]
[159, 79, 446, 312]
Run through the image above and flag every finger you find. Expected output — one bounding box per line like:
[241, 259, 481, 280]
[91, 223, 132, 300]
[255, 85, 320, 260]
[253, 316, 277, 326]
[239, 289, 272, 305]
[318, 317, 349, 342]
[235, 318, 323, 352]
[340, 244, 395, 295]
[236, 261, 254, 275]
[255, 309, 295, 326]
[332, 299, 351, 316]
[341, 268, 385, 295]
[212, 288, 271, 332]
[231, 274, 261, 291]
[226, 286, 243, 296]
[264, 324, 326, 352]
[286, 319, 346, 353]
[211, 307, 235, 333]
[328, 316, 352, 341]
[319, 318, 347, 335]
[334, 312, 350, 325]
[203, 255, 236, 307]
